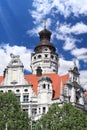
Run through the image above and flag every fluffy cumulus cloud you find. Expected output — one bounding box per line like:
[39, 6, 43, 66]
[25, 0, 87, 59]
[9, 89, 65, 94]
[30, 0, 87, 20]
[58, 58, 80, 75]
[29, 0, 87, 51]
[0, 44, 32, 75]
[58, 58, 74, 75]
[59, 22, 87, 35]
[80, 70, 87, 89]
[62, 37, 76, 51]
[71, 48, 87, 62]
[28, 0, 87, 88]
[0, 43, 86, 88]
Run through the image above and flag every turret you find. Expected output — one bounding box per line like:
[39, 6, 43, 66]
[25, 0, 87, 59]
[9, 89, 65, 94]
[68, 61, 80, 83]
[37, 76, 53, 114]
[31, 24, 59, 74]
[63, 61, 84, 105]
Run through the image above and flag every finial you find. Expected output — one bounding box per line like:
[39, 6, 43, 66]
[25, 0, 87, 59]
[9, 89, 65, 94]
[73, 60, 76, 67]
[43, 20, 47, 29]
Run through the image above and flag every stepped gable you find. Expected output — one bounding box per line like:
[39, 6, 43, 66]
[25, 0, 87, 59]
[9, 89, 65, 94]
[25, 73, 69, 99]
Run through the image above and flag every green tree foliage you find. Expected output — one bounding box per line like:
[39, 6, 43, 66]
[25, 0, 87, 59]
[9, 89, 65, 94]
[36, 103, 87, 130]
[0, 92, 30, 130]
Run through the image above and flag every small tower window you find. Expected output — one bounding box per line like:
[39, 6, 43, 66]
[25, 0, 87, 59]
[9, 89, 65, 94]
[39, 108, 41, 113]
[43, 84, 46, 89]
[45, 54, 48, 58]
[48, 84, 50, 89]
[38, 55, 41, 58]
[51, 55, 54, 59]
[34, 56, 36, 60]
[24, 89, 28, 92]
[56, 57, 58, 61]
[36, 66, 42, 76]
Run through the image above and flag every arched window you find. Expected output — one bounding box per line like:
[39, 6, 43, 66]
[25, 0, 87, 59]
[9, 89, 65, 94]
[48, 84, 50, 89]
[34, 56, 36, 60]
[24, 89, 28, 92]
[45, 54, 48, 58]
[51, 55, 54, 59]
[16, 89, 20, 92]
[38, 55, 41, 58]
[43, 84, 46, 89]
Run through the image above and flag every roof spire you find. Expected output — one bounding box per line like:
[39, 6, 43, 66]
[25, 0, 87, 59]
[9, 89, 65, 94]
[43, 20, 47, 29]
[73, 60, 76, 67]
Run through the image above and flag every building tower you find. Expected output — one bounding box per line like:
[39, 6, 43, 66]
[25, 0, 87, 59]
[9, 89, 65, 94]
[63, 61, 84, 106]
[31, 24, 59, 74]
[37, 76, 53, 115]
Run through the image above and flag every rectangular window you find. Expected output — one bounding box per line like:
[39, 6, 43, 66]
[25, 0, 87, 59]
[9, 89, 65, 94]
[43, 107, 46, 113]
[23, 95, 29, 102]
[32, 108, 37, 116]
[16, 95, 20, 102]
[39, 108, 41, 113]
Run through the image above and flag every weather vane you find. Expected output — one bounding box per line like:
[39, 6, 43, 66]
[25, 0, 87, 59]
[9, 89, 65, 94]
[43, 20, 47, 29]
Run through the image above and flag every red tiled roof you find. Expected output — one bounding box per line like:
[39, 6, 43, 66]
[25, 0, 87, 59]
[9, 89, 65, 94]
[85, 91, 87, 98]
[0, 76, 3, 83]
[25, 73, 69, 99]
[0, 73, 69, 99]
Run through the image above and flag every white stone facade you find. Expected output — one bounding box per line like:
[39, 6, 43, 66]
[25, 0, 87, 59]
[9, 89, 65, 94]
[0, 28, 86, 120]
[31, 50, 58, 74]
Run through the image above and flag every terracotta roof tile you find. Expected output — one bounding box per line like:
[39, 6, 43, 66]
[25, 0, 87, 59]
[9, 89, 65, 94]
[0, 76, 3, 83]
[85, 91, 87, 98]
[0, 74, 69, 99]
[25, 73, 69, 99]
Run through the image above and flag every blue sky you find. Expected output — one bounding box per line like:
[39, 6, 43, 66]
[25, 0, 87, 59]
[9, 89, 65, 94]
[0, 0, 87, 88]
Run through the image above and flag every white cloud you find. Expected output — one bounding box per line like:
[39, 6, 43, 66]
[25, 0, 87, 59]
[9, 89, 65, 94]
[71, 48, 87, 62]
[30, 0, 87, 22]
[0, 44, 86, 88]
[80, 70, 87, 89]
[70, 23, 87, 34]
[58, 58, 77, 75]
[63, 37, 76, 51]
[0, 44, 32, 75]
[29, 0, 52, 23]
[59, 22, 87, 35]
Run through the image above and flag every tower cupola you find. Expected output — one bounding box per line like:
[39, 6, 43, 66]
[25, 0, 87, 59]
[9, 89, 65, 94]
[34, 23, 56, 53]
[31, 22, 59, 74]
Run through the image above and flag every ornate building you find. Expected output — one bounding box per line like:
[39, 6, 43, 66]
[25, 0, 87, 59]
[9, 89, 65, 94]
[0, 26, 87, 120]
